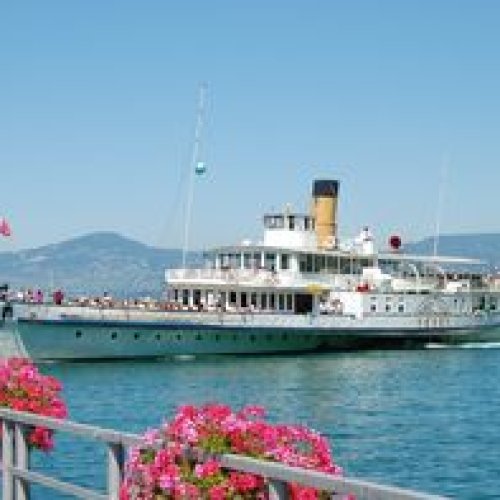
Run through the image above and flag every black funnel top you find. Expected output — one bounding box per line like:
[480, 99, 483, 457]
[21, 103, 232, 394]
[312, 180, 339, 197]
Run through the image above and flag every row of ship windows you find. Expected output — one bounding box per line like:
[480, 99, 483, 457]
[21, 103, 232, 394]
[218, 252, 290, 271]
[368, 297, 496, 313]
[173, 290, 294, 310]
[370, 304, 406, 313]
[217, 252, 375, 275]
[368, 297, 481, 313]
[217, 253, 437, 276]
[74, 331, 310, 342]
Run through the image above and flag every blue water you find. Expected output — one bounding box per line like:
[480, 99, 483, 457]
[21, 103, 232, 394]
[29, 345, 500, 499]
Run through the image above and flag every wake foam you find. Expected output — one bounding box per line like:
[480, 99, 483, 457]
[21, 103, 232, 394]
[425, 342, 500, 349]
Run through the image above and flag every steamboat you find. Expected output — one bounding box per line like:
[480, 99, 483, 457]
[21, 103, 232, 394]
[1, 179, 499, 360]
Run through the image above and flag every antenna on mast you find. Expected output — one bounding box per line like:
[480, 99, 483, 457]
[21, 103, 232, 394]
[433, 153, 449, 257]
[182, 83, 208, 269]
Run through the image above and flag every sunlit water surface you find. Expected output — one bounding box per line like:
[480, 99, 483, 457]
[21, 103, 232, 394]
[29, 343, 500, 499]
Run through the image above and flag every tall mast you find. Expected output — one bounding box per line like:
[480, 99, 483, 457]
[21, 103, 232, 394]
[433, 154, 449, 257]
[182, 83, 207, 269]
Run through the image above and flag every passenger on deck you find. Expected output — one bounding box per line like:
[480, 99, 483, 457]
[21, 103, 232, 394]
[53, 289, 64, 305]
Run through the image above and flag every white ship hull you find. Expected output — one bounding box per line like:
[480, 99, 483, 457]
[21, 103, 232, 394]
[2, 304, 500, 360]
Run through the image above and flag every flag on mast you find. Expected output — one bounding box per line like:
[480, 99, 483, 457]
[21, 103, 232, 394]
[0, 218, 11, 237]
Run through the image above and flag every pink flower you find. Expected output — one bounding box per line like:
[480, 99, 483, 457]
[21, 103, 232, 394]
[238, 404, 266, 419]
[228, 471, 263, 492]
[194, 458, 221, 478]
[159, 469, 180, 490]
[142, 428, 159, 446]
[0, 357, 67, 452]
[208, 484, 227, 500]
[121, 403, 352, 499]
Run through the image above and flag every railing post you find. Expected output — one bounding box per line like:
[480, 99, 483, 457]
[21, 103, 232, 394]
[268, 479, 289, 499]
[15, 423, 31, 500]
[107, 442, 124, 500]
[2, 420, 15, 500]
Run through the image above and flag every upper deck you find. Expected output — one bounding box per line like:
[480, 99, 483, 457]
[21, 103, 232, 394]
[166, 178, 489, 295]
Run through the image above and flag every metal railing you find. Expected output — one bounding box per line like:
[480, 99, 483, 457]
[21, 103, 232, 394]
[166, 267, 282, 284]
[1, 408, 138, 500]
[0, 408, 448, 500]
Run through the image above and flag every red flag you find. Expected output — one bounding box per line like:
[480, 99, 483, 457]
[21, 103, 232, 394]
[0, 218, 11, 237]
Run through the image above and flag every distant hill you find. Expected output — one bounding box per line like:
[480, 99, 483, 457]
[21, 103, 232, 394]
[405, 233, 500, 269]
[0, 232, 201, 298]
[1, 231, 499, 298]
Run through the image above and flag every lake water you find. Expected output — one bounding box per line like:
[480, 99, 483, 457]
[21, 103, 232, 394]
[29, 344, 500, 499]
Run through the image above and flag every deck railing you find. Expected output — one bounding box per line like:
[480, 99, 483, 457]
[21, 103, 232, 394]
[0, 408, 448, 500]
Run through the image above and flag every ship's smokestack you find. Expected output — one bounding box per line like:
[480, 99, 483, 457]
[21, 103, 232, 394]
[311, 179, 339, 248]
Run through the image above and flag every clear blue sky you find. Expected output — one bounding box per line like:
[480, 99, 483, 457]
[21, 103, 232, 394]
[1, 1, 500, 251]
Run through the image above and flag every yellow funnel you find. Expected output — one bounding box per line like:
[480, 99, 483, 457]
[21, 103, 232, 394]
[311, 180, 339, 248]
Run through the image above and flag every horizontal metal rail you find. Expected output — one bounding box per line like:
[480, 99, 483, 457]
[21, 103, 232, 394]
[0, 408, 140, 446]
[11, 468, 107, 500]
[0, 408, 448, 500]
[220, 454, 445, 500]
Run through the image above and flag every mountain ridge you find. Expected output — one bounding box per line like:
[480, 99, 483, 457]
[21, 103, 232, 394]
[0, 232, 194, 297]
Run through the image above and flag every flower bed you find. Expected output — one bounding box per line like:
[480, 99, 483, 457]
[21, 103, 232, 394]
[121, 403, 351, 499]
[0, 357, 67, 451]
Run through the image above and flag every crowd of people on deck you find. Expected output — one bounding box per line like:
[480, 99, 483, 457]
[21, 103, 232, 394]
[0, 284, 170, 311]
[0, 286, 65, 305]
[2, 285, 288, 313]
[0, 284, 68, 306]
[70, 293, 160, 310]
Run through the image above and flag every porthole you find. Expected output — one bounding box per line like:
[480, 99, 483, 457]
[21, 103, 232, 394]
[75, 330, 82, 338]
[196, 334, 202, 341]
[111, 332, 117, 340]
[134, 333, 140, 340]
[155, 334, 161, 341]
[176, 334, 182, 341]
[215, 334, 220, 341]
